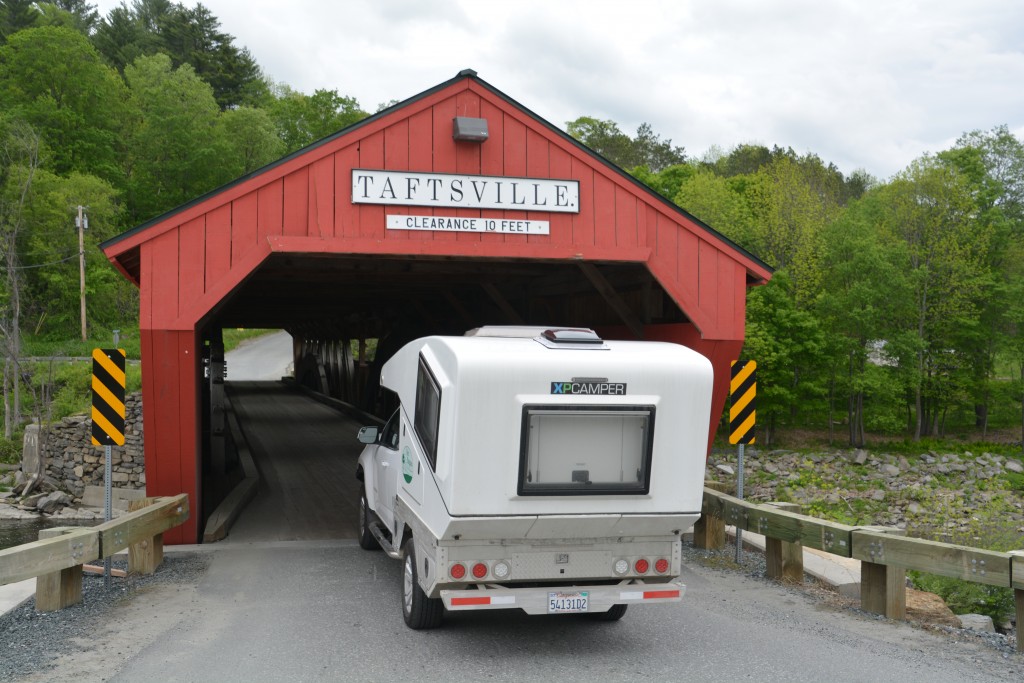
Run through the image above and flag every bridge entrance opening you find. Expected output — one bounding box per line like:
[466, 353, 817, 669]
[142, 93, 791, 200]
[197, 254, 690, 542]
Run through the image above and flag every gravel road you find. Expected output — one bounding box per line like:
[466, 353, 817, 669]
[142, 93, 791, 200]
[2, 542, 1021, 683]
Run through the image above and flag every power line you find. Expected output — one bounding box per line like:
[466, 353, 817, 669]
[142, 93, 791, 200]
[14, 251, 82, 270]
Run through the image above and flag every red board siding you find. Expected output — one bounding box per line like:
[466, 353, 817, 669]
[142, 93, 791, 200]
[178, 217, 205, 315]
[149, 230, 179, 328]
[231, 192, 258, 266]
[257, 180, 284, 244]
[142, 329, 198, 544]
[205, 204, 231, 288]
[283, 168, 309, 237]
[358, 131, 385, 239]
[335, 144, 360, 239]
[309, 157, 334, 238]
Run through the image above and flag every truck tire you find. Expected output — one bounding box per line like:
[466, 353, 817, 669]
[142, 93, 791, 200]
[590, 604, 628, 621]
[358, 488, 380, 550]
[402, 539, 443, 629]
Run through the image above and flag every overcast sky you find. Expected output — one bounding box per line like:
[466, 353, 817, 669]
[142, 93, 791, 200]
[94, 0, 1024, 180]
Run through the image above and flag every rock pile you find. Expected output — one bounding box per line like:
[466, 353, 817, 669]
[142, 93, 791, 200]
[3, 393, 144, 516]
[707, 447, 1024, 534]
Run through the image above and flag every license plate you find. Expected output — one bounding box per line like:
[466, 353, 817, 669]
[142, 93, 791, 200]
[548, 591, 588, 613]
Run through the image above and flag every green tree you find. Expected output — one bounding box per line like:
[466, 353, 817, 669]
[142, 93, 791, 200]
[566, 117, 685, 172]
[674, 169, 758, 249]
[217, 105, 284, 176]
[0, 119, 40, 437]
[876, 157, 992, 439]
[266, 85, 367, 153]
[0, 0, 39, 43]
[941, 126, 1024, 434]
[746, 155, 845, 306]
[19, 170, 127, 337]
[0, 26, 128, 183]
[93, 0, 265, 109]
[123, 52, 225, 221]
[35, 1, 100, 34]
[817, 195, 910, 445]
[743, 271, 827, 445]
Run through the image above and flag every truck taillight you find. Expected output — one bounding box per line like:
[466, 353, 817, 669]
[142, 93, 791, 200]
[472, 562, 488, 579]
[634, 558, 649, 575]
[613, 559, 629, 575]
[655, 558, 669, 574]
[450, 563, 467, 580]
[493, 561, 511, 579]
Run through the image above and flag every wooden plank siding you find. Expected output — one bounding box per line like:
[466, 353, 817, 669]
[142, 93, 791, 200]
[109, 73, 770, 542]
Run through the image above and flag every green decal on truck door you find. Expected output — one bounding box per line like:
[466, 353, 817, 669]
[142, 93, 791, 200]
[402, 446, 414, 484]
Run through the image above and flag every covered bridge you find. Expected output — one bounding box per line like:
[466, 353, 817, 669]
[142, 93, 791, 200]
[101, 69, 772, 543]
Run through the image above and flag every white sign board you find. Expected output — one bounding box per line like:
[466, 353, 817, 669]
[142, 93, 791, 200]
[387, 215, 550, 235]
[353, 170, 579, 213]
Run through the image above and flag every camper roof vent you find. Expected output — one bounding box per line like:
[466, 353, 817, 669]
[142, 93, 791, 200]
[535, 328, 608, 350]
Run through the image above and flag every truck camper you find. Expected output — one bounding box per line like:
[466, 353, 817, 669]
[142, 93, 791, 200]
[355, 326, 714, 628]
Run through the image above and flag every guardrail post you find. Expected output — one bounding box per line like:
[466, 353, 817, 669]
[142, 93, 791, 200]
[694, 481, 727, 550]
[127, 497, 164, 575]
[1010, 550, 1023, 654]
[855, 527, 906, 621]
[764, 502, 803, 583]
[35, 528, 85, 612]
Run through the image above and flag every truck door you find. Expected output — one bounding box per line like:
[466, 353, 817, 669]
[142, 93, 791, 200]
[373, 410, 400, 532]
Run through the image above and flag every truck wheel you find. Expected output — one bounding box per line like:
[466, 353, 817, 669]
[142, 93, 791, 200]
[402, 539, 443, 629]
[590, 604, 628, 621]
[358, 489, 380, 550]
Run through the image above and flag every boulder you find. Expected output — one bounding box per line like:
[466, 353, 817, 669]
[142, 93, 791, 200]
[880, 464, 900, 477]
[715, 464, 735, 476]
[36, 491, 71, 514]
[853, 449, 868, 465]
[957, 613, 995, 632]
[1004, 460, 1024, 474]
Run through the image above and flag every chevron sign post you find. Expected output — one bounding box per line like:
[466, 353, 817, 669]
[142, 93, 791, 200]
[729, 360, 756, 561]
[92, 348, 126, 585]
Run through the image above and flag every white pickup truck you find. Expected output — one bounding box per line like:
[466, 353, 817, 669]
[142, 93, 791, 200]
[355, 326, 713, 628]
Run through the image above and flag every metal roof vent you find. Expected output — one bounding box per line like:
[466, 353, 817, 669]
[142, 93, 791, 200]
[535, 328, 608, 350]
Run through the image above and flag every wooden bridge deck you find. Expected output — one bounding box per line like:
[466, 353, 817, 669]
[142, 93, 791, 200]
[224, 382, 364, 543]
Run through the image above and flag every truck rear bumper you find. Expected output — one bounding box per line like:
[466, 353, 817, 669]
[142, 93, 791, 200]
[440, 581, 684, 615]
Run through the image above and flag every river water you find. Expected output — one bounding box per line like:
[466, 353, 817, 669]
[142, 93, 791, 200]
[0, 518, 92, 551]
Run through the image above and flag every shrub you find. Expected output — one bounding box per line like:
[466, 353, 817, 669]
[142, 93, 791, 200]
[909, 572, 1016, 623]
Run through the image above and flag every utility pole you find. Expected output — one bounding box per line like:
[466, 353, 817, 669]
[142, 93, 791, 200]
[77, 206, 87, 342]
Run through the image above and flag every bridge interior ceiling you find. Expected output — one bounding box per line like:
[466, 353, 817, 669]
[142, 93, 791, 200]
[205, 254, 688, 340]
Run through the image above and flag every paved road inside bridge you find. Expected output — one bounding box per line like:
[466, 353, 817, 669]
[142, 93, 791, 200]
[224, 381, 363, 543]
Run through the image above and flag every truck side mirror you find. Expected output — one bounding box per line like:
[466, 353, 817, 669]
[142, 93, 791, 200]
[357, 426, 379, 444]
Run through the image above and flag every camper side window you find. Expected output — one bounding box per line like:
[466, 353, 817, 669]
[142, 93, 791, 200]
[414, 357, 441, 469]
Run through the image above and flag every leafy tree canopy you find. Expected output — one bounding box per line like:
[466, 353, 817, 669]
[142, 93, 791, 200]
[566, 117, 685, 172]
[93, 0, 264, 109]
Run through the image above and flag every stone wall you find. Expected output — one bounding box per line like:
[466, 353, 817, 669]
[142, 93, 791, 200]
[37, 392, 145, 500]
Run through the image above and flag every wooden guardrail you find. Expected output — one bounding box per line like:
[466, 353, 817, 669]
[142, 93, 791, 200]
[0, 494, 189, 611]
[698, 485, 1024, 653]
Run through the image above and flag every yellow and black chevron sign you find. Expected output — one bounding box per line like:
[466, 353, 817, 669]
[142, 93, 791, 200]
[729, 360, 756, 445]
[92, 348, 126, 446]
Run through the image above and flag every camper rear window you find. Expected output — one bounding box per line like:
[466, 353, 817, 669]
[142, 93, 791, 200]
[414, 357, 441, 469]
[518, 405, 654, 496]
